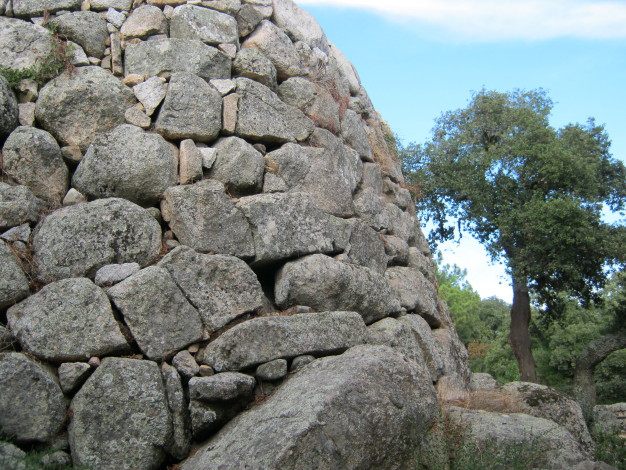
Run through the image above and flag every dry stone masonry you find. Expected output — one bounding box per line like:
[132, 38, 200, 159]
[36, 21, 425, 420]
[0, 1, 608, 469]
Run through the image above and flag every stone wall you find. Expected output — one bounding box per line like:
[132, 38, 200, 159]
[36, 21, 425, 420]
[0, 1, 471, 469]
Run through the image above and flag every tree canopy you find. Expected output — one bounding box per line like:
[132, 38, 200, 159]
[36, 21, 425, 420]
[402, 88, 626, 381]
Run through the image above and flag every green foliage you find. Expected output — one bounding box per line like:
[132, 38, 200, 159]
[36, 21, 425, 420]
[592, 429, 626, 470]
[0, 440, 87, 470]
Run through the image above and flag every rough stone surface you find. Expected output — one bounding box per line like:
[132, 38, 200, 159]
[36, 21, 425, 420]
[69, 358, 172, 470]
[199, 311, 367, 371]
[183, 345, 438, 470]
[158, 246, 264, 331]
[408, 247, 437, 283]
[272, 0, 328, 52]
[189, 372, 255, 402]
[11, 0, 80, 17]
[90, 0, 132, 10]
[502, 381, 594, 455]
[0, 183, 43, 230]
[345, 219, 387, 274]
[171, 4, 238, 45]
[234, 78, 314, 143]
[161, 180, 254, 257]
[0, 76, 19, 141]
[290, 354, 315, 371]
[107, 266, 204, 361]
[470, 372, 499, 391]
[7, 277, 129, 362]
[161, 363, 192, 460]
[94, 262, 141, 286]
[0, 18, 52, 71]
[329, 42, 360, 96]
[49, 11, 108, 58]
[120, 5, 168, 39]
[155, 72, 222, 142]
[72, 124, 177, 205]
[445, 407, 589, 470]
[236, 0, 272, 36]
[1, 223, 30, 243]
[172, 349, 200, 381]
[233, 48, 277, 89]
[341, 109, 372, 159]
[132, 76, 167, 117]
[33, 198, 162, 282]
[256, 358, 287, 380]
[35, 67, 135, 152]
[275, 254, 401, 324]
[0, 352, 67, 443]
[398, 314, 444, 381]
[2, 126, 69, 206]
[58, 362, 92, 394]
[383, 235, 409, 266]
[178, 139, 203, 185]
[125, 38, 231, 80]
[236, 192, 343, 265]
[278, 77, 340, 134]
[432, 327, 471, 386]
[210, 136, 265, 195]
[0, 241, 30, 309]
[385, 266, 441, 327]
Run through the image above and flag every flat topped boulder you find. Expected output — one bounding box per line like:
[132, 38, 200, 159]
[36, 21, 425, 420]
[69, 358, 172, 470]
[183, 345, 438, 470]
[124, 38, 231, 80]
[35, 67, 135, 152]
[198, 311, 367, 371]
[33, 198, 162, 282]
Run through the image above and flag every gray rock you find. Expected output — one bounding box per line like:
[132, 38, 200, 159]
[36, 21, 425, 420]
[241, 20, 302, 80]
[0, 76, 19, 141]
[278, 77, 340, 134]
[407, 246, 437, 282]
[182, 345, 438, 470]
[210, 136, 264, 195]
[124, 106, 151, 129]
[161, 363, 192, 460]
[0, 183, 43, 231]
[236, 192, 342, 266]
[107, 266, 205, 361]
[62, 188, 88, 206]
[33, 198, 162, 282]
[0, 18, 52, 71]
[255, 358, 287, 380]
[154, 72, 222, 142]
[384, 202, 417, 243]
[432, 327, 471, 385]
[383, 178, 412, 209]
[199, 311, 366, 371]
[179, 139, 203, 185]
[69, 358, 172, 470]
[234, 77, 314, 143]
[328, 41, 360, 96]
[0, 241, 29, 310]
[90, 0, 131, 10]
[383, 235, 409, 266]
[172, 349, 200, 381]
[161, 180, 254, 258]
[0, 324, 16, 351]
[49, 11, 108, 58]
[158, 246, 264, 331]
[341, 109, 372, 160]
[236, 2, 270, 37]
[72, 124, 178, 205]
[120, 5, 167, 39]
[398, 314, 445, 380]
[470, 372, 499, 391]
[189, 372, 255, 401]
[58, 362, 92, 394]
[0, 441, 26, 470]
[7, 277, 129, 362]
[94, 262, 141, 286]
[1, 223, 30, 243]
[502, 381, 594, 455]
[385, 266, 441, 326]
[198, 0, 242, 15]
[2, 126, 69, 206]
[0, 352, 67, 443]
[233, 48, 277, 89]
[18, 102, 36, 127]
[210, 78, 236, 95]
[11, 0, 81, 17]
[124, 38, 231, 80]
[444, 407, 589, 470]
[344, 219, 387, 274]
[171, 5, 238, 45]
[132, 76, 167, 117]
[272, 0, 328, 52]
[289, 354, 314, 371]
[353, 187, 388, 232]
[275, 254, 401, 324]
[106, 7, 127, 28]
[35, 67, 135, 152]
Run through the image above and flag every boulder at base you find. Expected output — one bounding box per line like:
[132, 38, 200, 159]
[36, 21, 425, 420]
[182, 345, 438, 470]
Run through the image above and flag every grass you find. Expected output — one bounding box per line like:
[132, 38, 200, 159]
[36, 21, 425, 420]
[0, 440, 87, 470]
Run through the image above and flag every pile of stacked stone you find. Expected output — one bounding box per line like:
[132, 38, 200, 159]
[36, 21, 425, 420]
[0, 1, 600, 470]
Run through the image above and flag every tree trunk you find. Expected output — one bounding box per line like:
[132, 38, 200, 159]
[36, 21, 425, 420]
[509, 276, 538, 382]
[573, 332, 626, 423]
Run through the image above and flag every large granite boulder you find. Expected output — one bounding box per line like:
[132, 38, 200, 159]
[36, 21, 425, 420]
[107, 266, 205, 361]
[155, 72, 222, 142]
[161, 180, 255, 258]
[35, 67, 135, 152]
[2, 126, 69, 206]
[48, 11, 108, 58]
[0, 353, 67, 443]
[385, 266, 441, 327]
[158, 246, 264, 331]
[0, 75, 18, 141]
[275, 254, 401, 324]
[198, 311, 367, 371]
[183, 345, 438, 470]
[170, 5, 238, 45]
[33, 198, 162, 282]
[7, 278, 129, 362]
[0, 17, 52, 71]
[272, 0, 328, 52]
[72, 124, 178, 205]
[0, 241, 30, 309]
[233, 48, 277, 89]
[124, 38, 231, 80]
[69, 358, 172, 470]
[278, 77, 341, 134]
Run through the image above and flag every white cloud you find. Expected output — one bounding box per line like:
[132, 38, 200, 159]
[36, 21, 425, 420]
[297, 0, 626, 41]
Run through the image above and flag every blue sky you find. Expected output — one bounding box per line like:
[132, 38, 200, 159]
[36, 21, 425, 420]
[296, 0, 626, 302]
